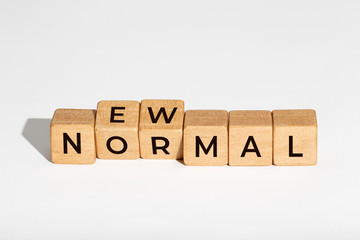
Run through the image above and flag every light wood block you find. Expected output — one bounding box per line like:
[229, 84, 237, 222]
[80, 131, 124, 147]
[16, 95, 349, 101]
[183, 110, 228, 166]
[229, 110, 273, 166]
[273, 109, 317, 166]
[95, 100, 140, 159]
[50, 109, 96, 164]
[139, 99, 184, 159]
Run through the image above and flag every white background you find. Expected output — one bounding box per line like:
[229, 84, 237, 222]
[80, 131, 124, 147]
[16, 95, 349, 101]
[1, 0, 360, 239]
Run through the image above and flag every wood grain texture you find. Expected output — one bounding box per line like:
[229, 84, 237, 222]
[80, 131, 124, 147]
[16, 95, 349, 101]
[50, 109, 96, 164]
[139, 99, 184, 159]
[229, 110, 272, 166]
[273, 109, 317, 166]
[95, 100, 140, 159]
[183, 110, 228, 166]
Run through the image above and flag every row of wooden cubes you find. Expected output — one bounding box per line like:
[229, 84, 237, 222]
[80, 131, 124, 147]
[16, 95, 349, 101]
[50, 100, 317, 166]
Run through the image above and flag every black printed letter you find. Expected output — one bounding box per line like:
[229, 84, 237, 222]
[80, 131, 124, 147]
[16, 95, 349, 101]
[148, 107, 177, 124]
[106, 136, 128, 154]
[63, 133, 81, 154]
[195, 136, 217, 157]
[241, 136, 261, 157]
[289, 136, 303, 157]
[110, 107, 125, 123]
[151, 137, 170, 154]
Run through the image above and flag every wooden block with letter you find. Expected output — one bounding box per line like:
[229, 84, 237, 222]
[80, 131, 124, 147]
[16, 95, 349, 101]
[273, 109, 317, 166]
[50, 109, 96, 164]
[183, 110, 228, 166]
[229, 110, 272, 166]
[95, 100, 140, 159]
[139, 99, 184, 159]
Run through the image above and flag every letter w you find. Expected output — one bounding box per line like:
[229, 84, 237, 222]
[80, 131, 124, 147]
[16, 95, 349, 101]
[148, 107, 177, 124]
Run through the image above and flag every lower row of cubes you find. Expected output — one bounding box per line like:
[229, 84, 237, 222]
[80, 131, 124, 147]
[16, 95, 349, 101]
[50, 100, 317, 166]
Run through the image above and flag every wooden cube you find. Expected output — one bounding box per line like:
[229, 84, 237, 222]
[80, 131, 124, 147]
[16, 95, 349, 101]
[95, 100, 140, 159]
[273, 109, 317, 166]
[183, 110, 228, 166]
[139, 99, 184, 159]
[229, 110, 273, 166]
[50, 109, 96, 164]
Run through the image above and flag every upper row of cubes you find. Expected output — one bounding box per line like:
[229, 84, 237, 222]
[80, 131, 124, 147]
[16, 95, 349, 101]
[50, 99, 317, 166]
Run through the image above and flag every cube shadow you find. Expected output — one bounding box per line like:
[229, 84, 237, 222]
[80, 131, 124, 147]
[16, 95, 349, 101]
[22, 118, 52, 162]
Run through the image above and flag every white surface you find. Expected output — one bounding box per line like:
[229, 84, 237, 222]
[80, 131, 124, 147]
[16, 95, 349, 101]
[1, 1, 360, 239]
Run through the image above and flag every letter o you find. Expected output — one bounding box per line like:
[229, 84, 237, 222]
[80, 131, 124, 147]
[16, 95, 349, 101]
[106, 136, 128, 154]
